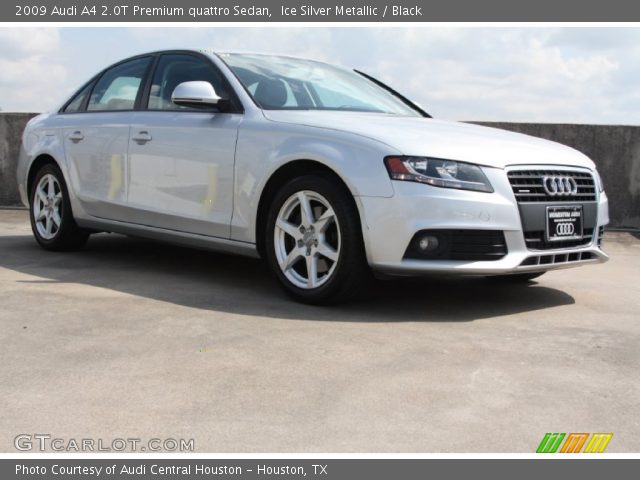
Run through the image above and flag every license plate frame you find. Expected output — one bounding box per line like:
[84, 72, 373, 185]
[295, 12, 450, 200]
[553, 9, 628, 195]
[546, 205, 583, 242]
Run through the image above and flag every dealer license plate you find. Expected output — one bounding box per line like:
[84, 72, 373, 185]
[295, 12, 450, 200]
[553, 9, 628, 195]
[546, 205, 583, 242]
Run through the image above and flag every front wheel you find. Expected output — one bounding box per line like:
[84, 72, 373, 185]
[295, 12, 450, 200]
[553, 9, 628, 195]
[29, 163, 89, 251]
[264, 174, 370, 304]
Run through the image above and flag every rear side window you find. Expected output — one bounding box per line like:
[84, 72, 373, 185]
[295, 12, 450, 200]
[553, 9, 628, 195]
[88, 57, 151, 111]
[148, 54, 228, 110]
[63, 83, 92, 113]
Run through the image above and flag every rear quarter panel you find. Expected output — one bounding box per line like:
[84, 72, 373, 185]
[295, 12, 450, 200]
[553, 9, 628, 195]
[17, 113, 69, 207]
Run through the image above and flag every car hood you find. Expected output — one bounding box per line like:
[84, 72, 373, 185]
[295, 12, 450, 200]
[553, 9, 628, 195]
[262, 111, 595, 170]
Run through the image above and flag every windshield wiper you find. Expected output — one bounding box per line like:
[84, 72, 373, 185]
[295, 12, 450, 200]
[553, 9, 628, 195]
[354, 70, 431, 118]
[333, 105, 385, 113]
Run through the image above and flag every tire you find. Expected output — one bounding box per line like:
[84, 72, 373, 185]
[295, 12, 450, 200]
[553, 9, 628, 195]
[491, 272, 545, 282]
[29, 163, 90, 251]
[264, 174, 371, 304]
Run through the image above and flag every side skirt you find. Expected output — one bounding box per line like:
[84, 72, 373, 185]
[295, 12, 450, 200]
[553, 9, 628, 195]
[77, 217, 260, 259]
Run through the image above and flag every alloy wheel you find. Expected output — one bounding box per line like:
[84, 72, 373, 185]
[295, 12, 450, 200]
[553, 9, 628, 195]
[33, 173, 63, 240]
[273, 190, 341, 289]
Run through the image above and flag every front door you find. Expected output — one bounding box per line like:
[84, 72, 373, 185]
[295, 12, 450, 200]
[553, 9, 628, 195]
[126, 53, 241, 238]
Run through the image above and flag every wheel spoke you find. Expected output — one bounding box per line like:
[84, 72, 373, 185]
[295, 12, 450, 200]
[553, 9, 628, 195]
[45, 216, 53, 235]
[316, 240, 338, 262]
[52, 210, 62, 227]
[47, 176, 55, 197]
[276, 218, 300, 239]
[306, 255, 318, 288]
[36, 187, 47, 205]
[314, 207, 335, 233]
[280, 248, 303, 271]
[297, 191, 315, 226]
[36, 207, 46, 221]
[54, 192, 63, 207]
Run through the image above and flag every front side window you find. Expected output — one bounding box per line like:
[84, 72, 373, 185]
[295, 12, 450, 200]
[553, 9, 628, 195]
[220, 53, 422, 116]
[87, 57, 151, 111]
[63, 82, 92, 113]
[148, 54, 229, 110]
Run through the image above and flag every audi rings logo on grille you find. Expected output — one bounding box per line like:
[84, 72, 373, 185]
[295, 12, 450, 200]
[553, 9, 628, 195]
[556, 222, 576, 235]
[542, 176, 578, 196]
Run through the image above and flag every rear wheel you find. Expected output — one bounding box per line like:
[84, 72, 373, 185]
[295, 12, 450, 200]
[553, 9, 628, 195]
[264, 174, 370, 304]
[29, 163, 89, 251]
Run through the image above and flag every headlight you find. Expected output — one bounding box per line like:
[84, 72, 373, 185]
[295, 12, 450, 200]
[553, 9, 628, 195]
[384, 156, 494, 193]
[593, 169, 604, 192]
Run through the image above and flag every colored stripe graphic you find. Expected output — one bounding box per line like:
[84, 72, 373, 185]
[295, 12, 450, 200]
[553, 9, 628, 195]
[560, 433, 589, 453]
[583, 433, 613, 453]
[536, 433, 566, 453]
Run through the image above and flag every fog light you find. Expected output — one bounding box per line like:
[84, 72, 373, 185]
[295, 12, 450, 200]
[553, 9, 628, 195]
[418, 235, 439, 252]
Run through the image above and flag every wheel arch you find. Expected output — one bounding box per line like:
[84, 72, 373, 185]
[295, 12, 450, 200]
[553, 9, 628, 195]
[255, 159, 364, 259]
[26, 154, 62, 200]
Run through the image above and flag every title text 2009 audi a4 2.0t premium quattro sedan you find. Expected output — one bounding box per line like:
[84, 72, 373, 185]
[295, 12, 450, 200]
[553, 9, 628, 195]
[17, 50, 609, 304]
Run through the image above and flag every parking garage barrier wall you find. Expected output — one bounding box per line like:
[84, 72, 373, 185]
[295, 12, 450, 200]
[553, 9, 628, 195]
[0, 113, 638, 228]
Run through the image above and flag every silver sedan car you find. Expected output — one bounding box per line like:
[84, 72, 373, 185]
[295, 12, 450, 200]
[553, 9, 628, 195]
[17, 49, 609, 304]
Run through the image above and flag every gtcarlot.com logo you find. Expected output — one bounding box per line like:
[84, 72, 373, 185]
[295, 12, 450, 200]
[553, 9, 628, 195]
[536, 432, 613, 453]
[14, 434, 195, 452]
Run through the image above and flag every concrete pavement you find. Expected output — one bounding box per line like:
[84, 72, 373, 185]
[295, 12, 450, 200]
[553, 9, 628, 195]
[0, 209, 638, 452]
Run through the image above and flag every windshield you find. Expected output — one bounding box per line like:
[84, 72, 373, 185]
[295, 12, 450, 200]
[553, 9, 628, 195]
[219, 53, 422, 116]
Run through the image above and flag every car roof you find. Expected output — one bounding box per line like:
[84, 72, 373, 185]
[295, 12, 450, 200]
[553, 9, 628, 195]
[124, 49, 335, 66]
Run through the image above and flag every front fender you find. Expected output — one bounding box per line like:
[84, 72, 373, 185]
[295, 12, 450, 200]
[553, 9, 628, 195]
[231, 119, 399, 243]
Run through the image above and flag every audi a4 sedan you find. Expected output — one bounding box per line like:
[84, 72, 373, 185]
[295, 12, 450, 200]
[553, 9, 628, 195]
[17, 50, 609, 304]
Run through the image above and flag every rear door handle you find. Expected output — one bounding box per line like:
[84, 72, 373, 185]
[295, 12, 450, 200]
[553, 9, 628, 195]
[68, 131, 84, 143]
[132, 131, 152, 144]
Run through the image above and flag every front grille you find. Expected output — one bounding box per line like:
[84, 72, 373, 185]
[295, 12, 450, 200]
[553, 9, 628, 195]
[508, 169, 596, 203]
[524, 228, 594, 250]
[405, 229, 507, 261]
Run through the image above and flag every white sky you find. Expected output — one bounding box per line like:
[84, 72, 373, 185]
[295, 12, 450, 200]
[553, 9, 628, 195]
[0, 26, 638, 124]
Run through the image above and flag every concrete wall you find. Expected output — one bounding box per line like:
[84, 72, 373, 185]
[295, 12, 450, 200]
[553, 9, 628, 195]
[0, 113, 638, 228]
[0, 113, 38, 206]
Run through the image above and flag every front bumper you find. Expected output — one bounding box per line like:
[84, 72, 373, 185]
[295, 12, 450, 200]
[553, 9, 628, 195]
[358, 166, 609, 276]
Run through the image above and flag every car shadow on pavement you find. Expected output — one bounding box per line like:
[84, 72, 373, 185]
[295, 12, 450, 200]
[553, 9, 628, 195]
[1, 233, 575, 322]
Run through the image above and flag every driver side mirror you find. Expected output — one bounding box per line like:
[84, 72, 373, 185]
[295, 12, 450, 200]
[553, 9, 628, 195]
[171, 81, 223, 110]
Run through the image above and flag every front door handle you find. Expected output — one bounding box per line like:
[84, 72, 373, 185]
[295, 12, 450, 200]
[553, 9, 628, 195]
[68, 131, 84, 143]
[132, 131, 152, 144]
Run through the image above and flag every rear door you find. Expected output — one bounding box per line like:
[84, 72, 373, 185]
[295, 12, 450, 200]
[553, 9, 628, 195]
[61, 56, 152, 220]
[126, 53, 242, 238]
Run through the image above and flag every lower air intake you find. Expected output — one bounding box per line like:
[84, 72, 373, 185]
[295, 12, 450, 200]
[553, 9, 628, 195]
[405, 230, 507, 261]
